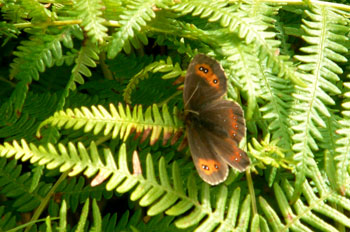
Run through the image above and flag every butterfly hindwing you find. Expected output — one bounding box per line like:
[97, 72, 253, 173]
[205, 131, 250, 172]
[186, 124, 229, 185]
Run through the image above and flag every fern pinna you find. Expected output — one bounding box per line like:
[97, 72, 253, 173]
[1, 0, 350, 231]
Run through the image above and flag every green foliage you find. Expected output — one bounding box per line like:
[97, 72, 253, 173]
[1, 0, 350, 231]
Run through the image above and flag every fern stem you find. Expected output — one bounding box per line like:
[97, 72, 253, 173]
[24, 171, 69, 232]
[14, 20, 83, 28]
[14, 20, 121, 29]
[0, 76, 16, 87]
[99, 52, 114, 80]
[246, 168, 257, 216]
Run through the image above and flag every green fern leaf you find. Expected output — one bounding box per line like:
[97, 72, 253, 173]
[290, 6, 348, 200]
[336, 81, 350, 195]
[173, 0, 304, 86]
[75, 0, 108, 43]
[0, 206, 17, 231]
[70, 40, 99, 90]
[0, 140, 250, 231]
[123, 57, 184, 104]
[38, 103, 182, 145]
[107, 0, 154, 59]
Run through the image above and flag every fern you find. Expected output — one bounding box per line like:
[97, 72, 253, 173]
[107, 0, 154, 58]
[2, 0, 350, 231]
[69, 40, 99, 90]
[290, 5, 348, 200]
[172, 0, 304, 86]
[0, 141, 251, 231]
[74, 0, 108, 44]
[38, 103, 182, 145]
[0, 206, 17, 231]
[123, 57, 184, 104]
[0, 158, 50, 212]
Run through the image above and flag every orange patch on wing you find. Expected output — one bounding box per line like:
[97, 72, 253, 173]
[198, 158, 221, 175]
[228, 110, 239, 138]
[195, 63, 220, 88]
[229, 146, 242, 162]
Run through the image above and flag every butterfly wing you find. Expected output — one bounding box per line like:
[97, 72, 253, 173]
[183, 54, 249, 185]
[205, 131, 250, 172]
[199, 99, 246, 143]
[186, 123, 229, 185]
[198, 99, 250, 171]
[183, 54, 227, 110]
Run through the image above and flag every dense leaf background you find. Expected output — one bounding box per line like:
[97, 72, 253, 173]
[1, 0, 350, 231]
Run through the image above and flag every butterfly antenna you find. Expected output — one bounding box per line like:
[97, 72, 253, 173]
[184, 84, 199, 109]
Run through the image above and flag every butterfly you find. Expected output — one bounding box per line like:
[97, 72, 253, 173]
[183, 54, 250, 185]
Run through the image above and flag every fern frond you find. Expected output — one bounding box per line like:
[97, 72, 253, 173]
[172, 0, 303, 86]
[248, 134, 293, 171]
[21, 0, 53, 23]
[284, 179, 350, 230]
[335, 81, 350, 195]
[0, 158, 52, 212]
[0, 206, 17, 231]
[70, 40, 99, 90]
[75, 0, 108, 43]
[259, 196, 285, 231]
[8, 26, 78, 112]
[56, 176, 112, 212]
[223, 39, 262, 120]
[272, 181, 334, 232]
[261, 159, 350, 231]
[259, 63, 294, 151]
[0, 92, 60, 142]
[123, 57, 184, 104]
[0, 141, 250, 231]
[290, 6, 348, 199]
[38, 103, 182, 146]
[0, 21, 19, 44]
[10, 32, 63, 82]
[107, 0, 155, 59]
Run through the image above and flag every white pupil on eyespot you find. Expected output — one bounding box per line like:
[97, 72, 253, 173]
[199, 66, 208, 73]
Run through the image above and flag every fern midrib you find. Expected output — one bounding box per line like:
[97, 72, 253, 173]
[298, 7, 328, 159]
[260, 67, 292, 150]
[57, 114, 180, 131]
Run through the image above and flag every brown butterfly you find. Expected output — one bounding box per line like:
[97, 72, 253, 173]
[183, 54, 250, 185]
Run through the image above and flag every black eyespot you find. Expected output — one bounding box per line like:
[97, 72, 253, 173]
[213, 79, 218, 84]
[204, 68, 208, 73]
[214, 164, 219, 169]
[202, 164, 209, 170]
[199, 66, 204, 71]
[233, 133, 236, 137]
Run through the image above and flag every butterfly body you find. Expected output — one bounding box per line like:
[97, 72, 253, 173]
[183, 54, 250, 185]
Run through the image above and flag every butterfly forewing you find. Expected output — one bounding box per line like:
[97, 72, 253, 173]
[184, 54, 227, 109]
